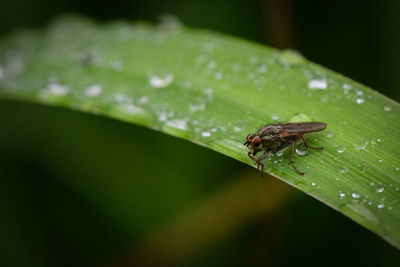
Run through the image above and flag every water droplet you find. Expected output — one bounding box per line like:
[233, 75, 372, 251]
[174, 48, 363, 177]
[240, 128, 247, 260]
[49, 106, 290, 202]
[377, 138, 381, 142]
[165, 119, 187, 130]
[196, 54, 207, 64]
[257, 65, 267, 73]
[354, 138, 368, 150]
[113, 93, 131, 103]
[356, 98, 364, 104]
[202, 131, 211, 137]
[110, 60, 123, 71]
[85, 84, 102, 97]
[158, 111, 168, 122]
[377, 187, 384, 193]
[288, 113, 312, 123]
[384, 105, 392, 111]
[279, 49, 305, 65]
[41, 82, 70, 97]
[249, 56, 258, 64]
[342, 83, 352, 93]
[339, 166, 348, 173]
[296, 147, 308, 156]
[337, 146, 346, 153]
[149, 73, 174, 88]
[308, 78, 327, 90]
[378, 159, 383, 163]
[233, 121, 245, 132]
[396, 167, 400, 171]
[377, 204, 384, 209]
[189, 96, 207, 112]
[203, 87, 214, 95]
[311, 182, 316, 186]
[352, 193, 360, 199]
[271, 115, 279, 121]
[326, 130, 334, 138]
[203, 42, 214, 51]
[137, 96, 149, 104]
[122, 104, 144, 114]
[340, 193, 346, 198]
[182, 80, 192, 89]
[207, 60, 217, 69]
[214, 72, 223, 80]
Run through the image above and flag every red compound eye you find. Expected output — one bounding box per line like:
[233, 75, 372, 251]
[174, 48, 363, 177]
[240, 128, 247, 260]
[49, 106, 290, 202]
[246, 134, 254, 142]
[252, 136, 262, 146]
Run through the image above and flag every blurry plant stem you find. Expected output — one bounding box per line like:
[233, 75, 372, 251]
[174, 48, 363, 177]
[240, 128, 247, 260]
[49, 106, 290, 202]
[263, 0, 297, 48]
[113, 172, 294, 267]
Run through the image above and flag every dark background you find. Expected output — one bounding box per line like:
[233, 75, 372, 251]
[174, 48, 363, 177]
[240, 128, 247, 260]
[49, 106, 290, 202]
[1, 0, 400, 266]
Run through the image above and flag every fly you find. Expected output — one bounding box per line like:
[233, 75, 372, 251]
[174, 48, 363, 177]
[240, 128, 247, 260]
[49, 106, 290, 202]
[244, 122, 327, 176]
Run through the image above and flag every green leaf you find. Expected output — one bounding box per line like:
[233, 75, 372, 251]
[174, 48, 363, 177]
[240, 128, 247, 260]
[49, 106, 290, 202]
[1, 16, 399, 249]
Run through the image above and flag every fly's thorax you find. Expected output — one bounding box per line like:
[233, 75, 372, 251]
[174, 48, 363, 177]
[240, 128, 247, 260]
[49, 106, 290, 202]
[258, 124, 283, 136]
[262, 135, 282, 151]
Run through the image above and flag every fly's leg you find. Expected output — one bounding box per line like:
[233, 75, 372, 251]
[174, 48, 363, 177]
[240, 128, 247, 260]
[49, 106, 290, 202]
[256, 151, 269, 177]
[248, 151, 265, 177]
[300, 135, 324, 150]
[290, 140, 305, 176]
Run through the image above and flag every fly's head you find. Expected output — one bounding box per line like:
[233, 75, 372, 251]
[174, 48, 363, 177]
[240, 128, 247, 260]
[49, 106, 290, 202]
[244, 133, 263, 155]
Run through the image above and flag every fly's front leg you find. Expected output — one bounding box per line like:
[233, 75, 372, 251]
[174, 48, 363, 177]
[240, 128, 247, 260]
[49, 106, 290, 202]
[290, 140, 305, 176]
[300, 134, 324, 150]
[247, 151, 265, 176]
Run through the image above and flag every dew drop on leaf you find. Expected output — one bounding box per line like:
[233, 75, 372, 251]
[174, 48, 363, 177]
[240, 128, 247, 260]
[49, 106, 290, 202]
[308, 78, 327, 90]
[354, 138, 368, 150]
[149, 73, 174, 88]
[296, 148, 308, 156]
[214, 72, 223, 80]
[384, 105, 392, 111]
[137, 96, 149, 104]
[202, 131, 211, 137]
[165, 119, 187, 130]
[356, 98, 365, 104]
[85, 84, 102, 97]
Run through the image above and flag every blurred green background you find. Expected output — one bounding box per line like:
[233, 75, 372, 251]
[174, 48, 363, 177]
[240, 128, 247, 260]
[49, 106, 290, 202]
[1, 0, 400, 266]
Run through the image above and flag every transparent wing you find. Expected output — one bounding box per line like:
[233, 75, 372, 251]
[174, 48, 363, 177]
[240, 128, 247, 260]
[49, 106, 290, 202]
[281, 122, 327, 133]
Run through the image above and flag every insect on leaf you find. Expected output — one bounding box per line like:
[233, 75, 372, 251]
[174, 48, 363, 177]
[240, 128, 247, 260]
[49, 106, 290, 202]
[0, 16, 400, 249]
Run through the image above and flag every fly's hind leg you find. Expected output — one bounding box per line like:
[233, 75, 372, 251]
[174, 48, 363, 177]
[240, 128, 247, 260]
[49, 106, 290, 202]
[290, 140, 305, 176]
[300, 134, 324, 150]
